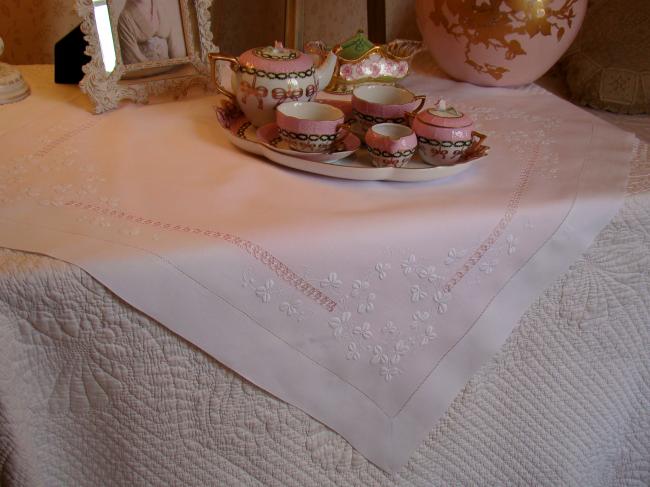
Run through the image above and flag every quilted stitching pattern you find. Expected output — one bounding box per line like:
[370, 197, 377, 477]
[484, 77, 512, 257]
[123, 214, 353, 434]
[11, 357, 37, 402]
[1, 152, 649, 486]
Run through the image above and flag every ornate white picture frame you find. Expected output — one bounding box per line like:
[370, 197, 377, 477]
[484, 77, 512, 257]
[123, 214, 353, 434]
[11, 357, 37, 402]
[77, 0, 218, 113]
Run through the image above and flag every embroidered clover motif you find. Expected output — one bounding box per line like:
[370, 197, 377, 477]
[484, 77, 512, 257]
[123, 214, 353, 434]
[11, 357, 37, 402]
[420, 325, 437, 345]
[417, 265, 440, 283]
[389, 340, 410, 364]
[328, 311, 351, 338]
[445, 247, 467, 266]
[98, 196, 120, 208]
[255, 279, 274, 303]
[401, 254, 417, 275]
[351, 279, 370, 297]
[411, 310, 430, 328]
[375, 263, 391, 280]
[357, 293, 376, 314]
[370, 345, 389, 365]
[241, 272, 254, 288]
[352, 322, 373, 339]
[80, 214, 112, 228]
[380, 365, 401, 382]
[346, 343, 360, 360]
[433, 291, 451, 314]
[382, 321, 398, 335]
[410, 285, 427, 303]
[120, 226, 141, 237]
[320, 272, 342, 289]
[479, 260, 498, 274]
[506, 234, 518, 255]
[279, 300, 303, 319]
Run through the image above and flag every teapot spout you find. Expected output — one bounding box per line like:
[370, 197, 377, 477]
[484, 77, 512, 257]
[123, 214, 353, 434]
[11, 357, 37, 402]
[306, 40, 337, 91]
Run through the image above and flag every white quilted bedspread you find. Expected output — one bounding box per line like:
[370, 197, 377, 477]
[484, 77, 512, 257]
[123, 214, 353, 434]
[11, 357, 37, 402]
[1, 135, 649, 486]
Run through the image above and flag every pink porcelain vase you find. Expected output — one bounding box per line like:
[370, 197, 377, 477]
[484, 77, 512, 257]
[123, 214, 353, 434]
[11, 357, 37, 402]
[416, 0, 588, 87]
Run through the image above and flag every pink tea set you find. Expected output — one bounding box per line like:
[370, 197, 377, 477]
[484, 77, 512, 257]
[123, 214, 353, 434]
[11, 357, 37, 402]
[212, 40, 489, 182]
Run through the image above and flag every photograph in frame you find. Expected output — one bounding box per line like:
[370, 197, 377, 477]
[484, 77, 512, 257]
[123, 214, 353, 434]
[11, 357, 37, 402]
[117, 0, 187, 65]
[77, 0, 218, 113]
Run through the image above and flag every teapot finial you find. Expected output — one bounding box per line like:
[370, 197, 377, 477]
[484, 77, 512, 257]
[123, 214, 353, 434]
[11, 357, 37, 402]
[273, 41, 284, 51]
[437, 98, 447, 111]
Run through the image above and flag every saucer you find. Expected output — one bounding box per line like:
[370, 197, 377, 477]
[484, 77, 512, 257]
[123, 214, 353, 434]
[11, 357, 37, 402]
[256, 123, 361, 163]
[222, 115, 483, 182]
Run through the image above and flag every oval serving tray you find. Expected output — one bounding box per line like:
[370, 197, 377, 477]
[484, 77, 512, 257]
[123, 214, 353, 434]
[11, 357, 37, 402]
[216, 105, 487, 182]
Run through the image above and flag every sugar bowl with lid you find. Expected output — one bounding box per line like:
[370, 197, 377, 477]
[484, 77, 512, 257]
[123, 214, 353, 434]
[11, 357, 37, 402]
[209, 42, 337, 127]
[407, 100, 486, 166]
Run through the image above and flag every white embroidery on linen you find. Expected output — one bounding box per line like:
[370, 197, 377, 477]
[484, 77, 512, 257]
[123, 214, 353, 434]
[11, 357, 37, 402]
[328, 312, 351, 339]
[506, 234, 518, 255]
[433, 291, 452, 315]
[346, 342, 360, 361]
[320, 272, 342, 289]
[410, 311, 430, 329]
[380, 365, 401, 382]
[444, 247, 467, 266]
[417, 265, 440, 284]
[351, 279, 370, 297]
[410, 285, 428, 303]
[478, 260, 498, 275]
[255, 279, 274, 303]
[352, 322, 373, 339]
[357, 293, 376, 314]
[279, 300, 304, 321]
[420, 326, 437, 346]
[375, 263, 391, 280]
[12, 104, 562, 386]
[120, 226, 141, 237]
[318, 126, 548, 382]
[401, 254, 417, 275]
[381, 321, 398, 336]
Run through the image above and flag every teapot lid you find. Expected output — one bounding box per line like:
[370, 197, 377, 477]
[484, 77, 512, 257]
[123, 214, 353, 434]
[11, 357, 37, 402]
[239, 42, 313, 73]
[336, 30, 375, 60]
[416, 99, 472, 128]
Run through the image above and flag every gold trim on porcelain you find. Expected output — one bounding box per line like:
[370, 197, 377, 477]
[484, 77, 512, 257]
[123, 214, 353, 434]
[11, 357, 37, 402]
[324, 41, 423, 94]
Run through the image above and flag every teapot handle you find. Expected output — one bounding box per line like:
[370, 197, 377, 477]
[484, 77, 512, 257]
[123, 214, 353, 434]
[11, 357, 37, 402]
[208, 53, 239, 101]
[304, 40, 329, 66]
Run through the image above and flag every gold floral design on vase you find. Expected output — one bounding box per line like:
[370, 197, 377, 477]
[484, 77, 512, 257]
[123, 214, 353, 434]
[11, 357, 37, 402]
[416, 0, 588, 86]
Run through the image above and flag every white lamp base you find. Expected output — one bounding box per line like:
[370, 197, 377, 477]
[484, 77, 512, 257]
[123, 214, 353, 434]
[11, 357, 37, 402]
[0, 62, 30, 105]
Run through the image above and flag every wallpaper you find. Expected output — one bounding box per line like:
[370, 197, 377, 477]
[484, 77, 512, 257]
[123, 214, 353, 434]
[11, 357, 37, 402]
[386, 0, 420, 41]
[212, 0, 286, 55]
[0, 0, 420, 64]
[0, 0, 80, 64]
[302, 0, 367, 47]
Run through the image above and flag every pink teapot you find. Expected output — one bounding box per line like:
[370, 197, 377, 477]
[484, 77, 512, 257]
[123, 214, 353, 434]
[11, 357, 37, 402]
[209, 42, 337, 127]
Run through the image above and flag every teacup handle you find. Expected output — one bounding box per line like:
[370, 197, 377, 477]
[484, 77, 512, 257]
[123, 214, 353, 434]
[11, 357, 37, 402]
[462, 131, 489, 161]
[412, 95, 426, 114]
[405, 96, 426, 126]
[208, 52, 239, 101]
[332, 122, 353, 152]
[469, 131, 487, 150]
[405, 110, 416, 127]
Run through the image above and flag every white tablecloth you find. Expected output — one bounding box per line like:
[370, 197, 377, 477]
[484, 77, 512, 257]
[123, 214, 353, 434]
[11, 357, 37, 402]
[0, 66, 647, 483]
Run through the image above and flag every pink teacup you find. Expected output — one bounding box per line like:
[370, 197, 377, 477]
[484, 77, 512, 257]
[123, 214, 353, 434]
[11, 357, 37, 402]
[365, 123, 417, 168]
[276, 101, 349, 153]
[352, 85, 426, 134]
